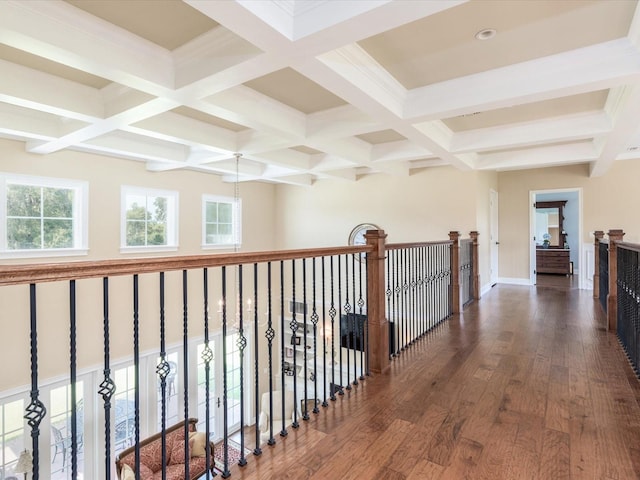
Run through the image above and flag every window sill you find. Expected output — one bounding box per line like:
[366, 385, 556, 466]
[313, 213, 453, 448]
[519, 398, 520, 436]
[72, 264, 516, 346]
[201, 244, 241, 251]
[120, 246, 178, 255]
[0, 248, 89, 260]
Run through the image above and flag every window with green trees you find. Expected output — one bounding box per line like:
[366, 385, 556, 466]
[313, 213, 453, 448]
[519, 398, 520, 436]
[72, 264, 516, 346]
[122, 187, 177, 249]
[202, 195, 240, 247]
[1, 174, 87, 256]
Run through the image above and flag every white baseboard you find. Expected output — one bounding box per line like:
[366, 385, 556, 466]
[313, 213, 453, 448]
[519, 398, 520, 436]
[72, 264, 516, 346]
[480, 283, 493, 297]
[497, 277, 532, 286]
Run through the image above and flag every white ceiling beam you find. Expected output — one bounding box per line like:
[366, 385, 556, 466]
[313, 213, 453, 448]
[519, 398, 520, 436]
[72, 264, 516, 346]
[450, 111, 612, 154]
[477, 142, 598, 171]
[371, 140, 433, 162]
[306, 105, 380, 138]
[77, 131, 188, 163]
[0, 1, 175, 94]
[405, 38, 640, 122]
[590, 85, 640, 177]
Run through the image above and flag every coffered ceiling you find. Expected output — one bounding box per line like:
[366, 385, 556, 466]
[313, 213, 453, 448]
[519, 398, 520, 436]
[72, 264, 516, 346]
[0, 0, 639, 185]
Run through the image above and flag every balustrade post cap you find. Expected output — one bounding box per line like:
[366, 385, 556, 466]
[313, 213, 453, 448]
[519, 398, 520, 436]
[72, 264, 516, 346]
[607, 229, 625, 240]
[594, 230, 605, 239]
[448, 231, 460, 241]
[469, 231, 479, 239]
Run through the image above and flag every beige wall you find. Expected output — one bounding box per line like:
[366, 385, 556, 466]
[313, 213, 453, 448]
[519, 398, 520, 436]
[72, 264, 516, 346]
[0, 138, 277, 391]
[497, 161, 640, 280]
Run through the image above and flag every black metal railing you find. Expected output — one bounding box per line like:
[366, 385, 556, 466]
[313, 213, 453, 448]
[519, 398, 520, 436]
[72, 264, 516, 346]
[599, 240, 609, 315]
[460, 239, 474, 307]
[386, 241, 452, 356]
[617, 244, 640, 378]
[0, 232, 471, 479]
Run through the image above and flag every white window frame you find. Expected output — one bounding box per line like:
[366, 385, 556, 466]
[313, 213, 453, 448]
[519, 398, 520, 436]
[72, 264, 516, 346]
[0, 173, 88, 259]
[120, 186, 178, 253]
[201, 194, 241, 249]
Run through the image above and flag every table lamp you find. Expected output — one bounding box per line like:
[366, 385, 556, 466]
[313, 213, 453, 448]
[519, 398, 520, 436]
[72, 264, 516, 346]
[15, 449, 32, 480]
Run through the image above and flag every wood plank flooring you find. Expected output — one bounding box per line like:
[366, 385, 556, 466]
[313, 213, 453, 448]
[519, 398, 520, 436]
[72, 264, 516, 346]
[228, 284, 640, 479]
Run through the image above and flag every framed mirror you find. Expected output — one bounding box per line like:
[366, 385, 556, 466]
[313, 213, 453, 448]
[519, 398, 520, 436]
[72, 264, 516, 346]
[535, 200, 567, 248]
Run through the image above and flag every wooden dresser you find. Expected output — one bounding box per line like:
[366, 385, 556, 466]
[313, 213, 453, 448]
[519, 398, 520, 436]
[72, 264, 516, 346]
[536, 249, 570, 275]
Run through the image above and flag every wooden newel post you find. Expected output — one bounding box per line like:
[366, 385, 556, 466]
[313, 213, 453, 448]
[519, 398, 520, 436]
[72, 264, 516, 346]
[365, 229, 390, 375]
[449, 231, 461, 314]
[593, 230, 604, 299]
[470, 231, 480, 300]
[606, 229, 625, 332]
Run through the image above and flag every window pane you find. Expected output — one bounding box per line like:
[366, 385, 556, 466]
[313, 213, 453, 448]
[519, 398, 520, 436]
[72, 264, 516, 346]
[43, 219, 73, 248]
[146, 221, 166, 245]
[126, 220, 146, 246]
[1, 399, 25, 478]
[126, 196, 147, 220]
[205, 223, 218, 244]
[50, 383, 84, 480]
[206, 203, 218, 223]
[150, 196, 167, 223]
[6, 185, 41, 217]
[218, 223, 232, 236]
[218, 203, 232, 223]
[7, 218, 41, 249]
[43, 187, 73, 218]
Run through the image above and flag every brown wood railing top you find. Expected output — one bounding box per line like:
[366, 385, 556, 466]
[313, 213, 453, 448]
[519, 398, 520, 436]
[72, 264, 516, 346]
[0, 245, 372, 286]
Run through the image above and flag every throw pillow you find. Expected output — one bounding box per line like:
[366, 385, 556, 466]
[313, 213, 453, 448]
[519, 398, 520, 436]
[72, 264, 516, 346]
[189, 431, 208, 457]
[121, 464, 135, 480]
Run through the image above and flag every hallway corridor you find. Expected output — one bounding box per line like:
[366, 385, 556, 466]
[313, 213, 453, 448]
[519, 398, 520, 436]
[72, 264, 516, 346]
[232, 284, 640, 479]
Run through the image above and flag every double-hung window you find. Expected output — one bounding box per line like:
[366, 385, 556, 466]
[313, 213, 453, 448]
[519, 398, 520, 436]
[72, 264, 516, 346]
[0, 174, 88, 258]
[202, 195, 240, 248]
[121, 186, 178, 252]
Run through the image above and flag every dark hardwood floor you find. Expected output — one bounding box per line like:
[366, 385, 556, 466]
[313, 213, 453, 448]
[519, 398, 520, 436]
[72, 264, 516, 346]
[226, 284, 640, 479]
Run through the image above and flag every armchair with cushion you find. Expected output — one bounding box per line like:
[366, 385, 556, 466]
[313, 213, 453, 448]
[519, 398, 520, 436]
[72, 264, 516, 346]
[258, 389, 296, 444]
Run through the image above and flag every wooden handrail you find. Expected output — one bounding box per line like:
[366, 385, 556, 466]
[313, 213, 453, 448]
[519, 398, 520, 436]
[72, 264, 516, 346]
[0, 245, 372, 286]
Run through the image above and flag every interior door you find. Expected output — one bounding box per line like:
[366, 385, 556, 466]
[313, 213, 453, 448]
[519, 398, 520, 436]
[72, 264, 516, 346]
[490, 189, 499, 286]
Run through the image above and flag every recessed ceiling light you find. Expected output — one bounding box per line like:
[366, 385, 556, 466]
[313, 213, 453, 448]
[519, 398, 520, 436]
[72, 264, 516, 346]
[628, 146, 639, 151]
[475, 28, 497, 41]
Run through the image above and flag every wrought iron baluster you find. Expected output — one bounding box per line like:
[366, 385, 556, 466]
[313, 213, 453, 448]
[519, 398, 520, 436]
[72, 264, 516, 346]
[351, 254, 358, 386]
[69, 280, 78, 480]
[237, 265, 247, 466]
[265, 262, 276, 445]
[386, 247, 393, 357]
[322, 257, 329, 407]
[279, 261, 288, 436]
[311, 257, 320, 413]
[157, 272, 169, 480]
[182, 270, 190, 480]
[343, 254, 352, 390]
[358, 254, 365, 381]
[221, 266, 230, 478]
[99, 277, 115, 479]
[394, 249, 400, 355]
[201, 269, 214, 478]
[133, 275, 142, 478]
[337, 255, 344, 395]
[302, 258, 309, 420]
[329, 257, 337, 401]
[290, 260, 300, 427]
[25, 284, 46, 480]
[253, 263, 262, 455]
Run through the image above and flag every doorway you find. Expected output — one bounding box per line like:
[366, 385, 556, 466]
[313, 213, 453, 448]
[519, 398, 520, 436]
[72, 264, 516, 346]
[529, 188, 583, 289]
[490, 189, 499, 286]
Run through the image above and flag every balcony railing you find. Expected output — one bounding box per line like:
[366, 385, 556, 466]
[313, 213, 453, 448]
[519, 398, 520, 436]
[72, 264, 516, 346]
[0, 229, 478, 479]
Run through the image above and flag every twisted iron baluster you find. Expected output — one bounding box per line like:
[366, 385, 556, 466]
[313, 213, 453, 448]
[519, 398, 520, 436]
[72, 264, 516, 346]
[25, 284, 46, 480]
[221, 266, 230, 478]
[290, 260, 300, 427]
[386, 249, 393, 357]
[321, 257, 329, 408]
[133, 275, 141, 478]
[253, 263, 262, 456]
[329, 257, 337, 401]
[98, 278, 115, 479]
[302, 258, 309, 421]
[350, 254, 357, 386]
[157, 272, 169, 480]
[69, 280, 78, 479]
[343, 255, 352, 390]
[237, 265, 247, 466]
[357, 255, 365, 380]
[182, 270, 190, 480]
[201, 269, 214, 478]
[311, 257, 320, 414]
[265, 262, 276, 445]
[337, 255, 344, 395]
[279, 262, 288, 437]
